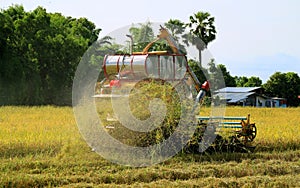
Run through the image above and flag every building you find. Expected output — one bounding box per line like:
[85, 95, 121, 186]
[215, 87, 286, 107]
[267, 97, 287, 108]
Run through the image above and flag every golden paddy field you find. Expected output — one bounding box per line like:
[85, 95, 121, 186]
[0, 106, 299, 187]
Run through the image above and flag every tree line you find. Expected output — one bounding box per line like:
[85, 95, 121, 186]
[1, 5, 299, 106]
[0, 5, 99, 105]
[117, 17, 300, 107]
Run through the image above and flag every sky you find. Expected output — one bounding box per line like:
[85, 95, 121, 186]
[1, 0, 300, 83]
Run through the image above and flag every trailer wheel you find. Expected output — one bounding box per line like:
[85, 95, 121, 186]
[246, 123, 257, 142]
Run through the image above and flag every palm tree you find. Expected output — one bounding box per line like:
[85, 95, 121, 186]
[165, 19, 187, 54]
[129, 21, 155, 52]
[186, 12, 216, 67]
[98, 35, 113, 45]
[165, 19, 186, 41]
[94, 35, 114, 56]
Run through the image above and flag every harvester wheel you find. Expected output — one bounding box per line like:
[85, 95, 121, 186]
[246, 123, 257, 142]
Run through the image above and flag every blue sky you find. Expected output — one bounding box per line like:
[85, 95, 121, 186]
[1, 0, 300, 83]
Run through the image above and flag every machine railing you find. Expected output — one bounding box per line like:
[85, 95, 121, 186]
[196, 114, 257, 145]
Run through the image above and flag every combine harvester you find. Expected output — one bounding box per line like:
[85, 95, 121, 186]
[96, 26, 257, 152]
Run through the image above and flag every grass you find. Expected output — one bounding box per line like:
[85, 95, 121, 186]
[0, 106, 300, 187]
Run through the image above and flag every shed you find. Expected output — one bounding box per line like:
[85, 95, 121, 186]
[215, 87, 267, 107]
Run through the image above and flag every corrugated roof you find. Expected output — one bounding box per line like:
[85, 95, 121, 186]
[216, 87, 261, 93]
[215, 92, 256, 103]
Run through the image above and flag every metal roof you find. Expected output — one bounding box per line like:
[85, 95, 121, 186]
[215, 92, 256, 103]
[216, 87, 261, 93]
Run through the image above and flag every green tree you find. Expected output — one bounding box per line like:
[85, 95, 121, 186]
[208, 61, 235, 88]
[207, 59, 226, 90]
[129, 21, 155, 52]
[165, 19, 185, 41]
[164, 19, 187, 54]
[0, 5, 100, 105]
[285, 72, 300, 106]
[235, 76, 249, 87]
[185, 12, 216, 66]
[263, 72, 300, 106]
[235, 76, 262, 87]
[244, 76, 262, 87]
[188, 59, 208, 84]
[217, 64, 236, 87]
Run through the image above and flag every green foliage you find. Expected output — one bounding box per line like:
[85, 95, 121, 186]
[235, 76, 248, 87]
[188, 59, 207, 83]
[185, 12, 217, 66]
[207, 59, 226, 90]
[3, 5, 298, 108]
[245, 76, 262, 87]
[164, 19, 186, 38]
[129, 21, 155, 52]
[164, 19, 187, 54]
[0, 5, 100, 105]
[263, 72, 300, 106]
[235, 76, 262, 87]
[187, 12, 216, 48]
[217, 64, 236, 87]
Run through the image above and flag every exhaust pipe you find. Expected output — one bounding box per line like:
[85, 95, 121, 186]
[126, 34, 133, 55]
